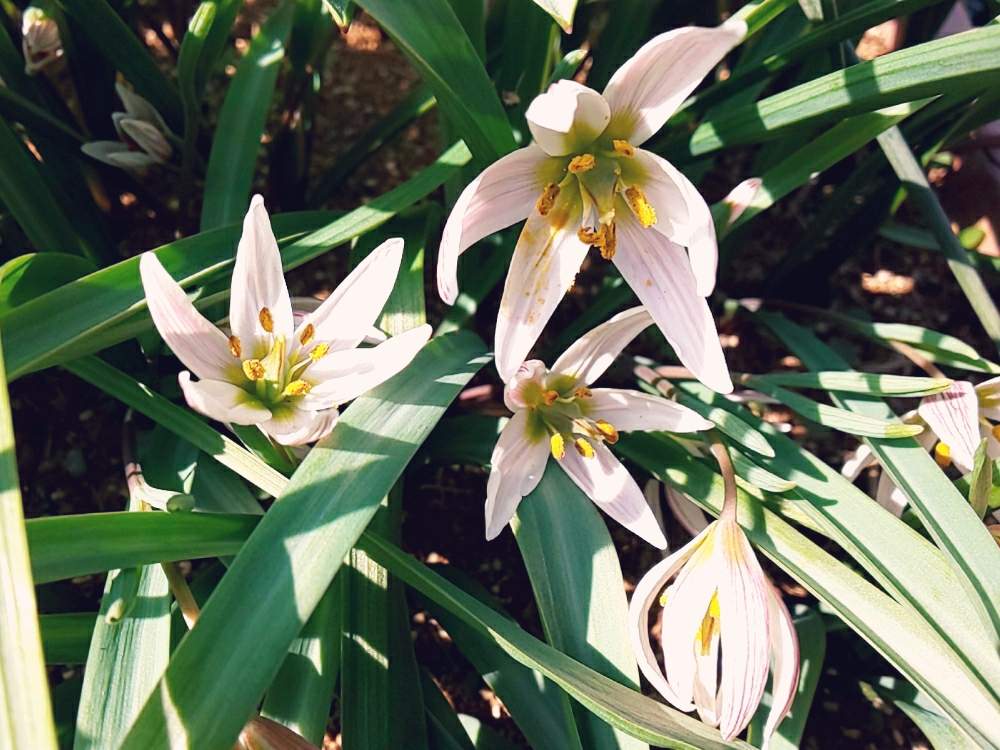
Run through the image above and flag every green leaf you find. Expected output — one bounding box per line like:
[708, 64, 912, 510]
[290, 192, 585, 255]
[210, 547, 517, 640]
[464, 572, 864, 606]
[353, 0, 515, 164]
[120, 332, 487, 750]
[200, 2, 295, 230]
[39, 613, 95, 665]
[1, 142, 470, 380]
[874, 678, 981, 750]
[529, 0, 577, 32]
[745, 371, 952, 396]
[663, 385, 775, 457]
[422, 670, 475, 750]
[513, 469, 647, 750]
[969, 440, 992, 519]
[0, 253, 96, 316]
[0, 329, 57, 749]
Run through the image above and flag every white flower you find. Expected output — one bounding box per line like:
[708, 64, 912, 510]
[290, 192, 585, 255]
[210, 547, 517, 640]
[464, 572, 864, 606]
[437, 21, 746, 392]
[139, 195, 431, 446]
[82, 83, 174, 170]
[486, 306, 714, 547]
[22, 6, 62, 75]
[628, 515, 799, 745]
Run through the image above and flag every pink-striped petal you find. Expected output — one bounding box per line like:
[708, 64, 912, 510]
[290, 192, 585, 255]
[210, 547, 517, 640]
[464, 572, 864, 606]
[551, 306, 653, 385]
[262, 405, 339, 446]
[613, 213, 733, 393]
[716, 519, 771, 741]
[229, 195, 294, 356]
[587, 388, 713, 433]
[602, 20, 747, 146]
[438, 144, 553, 304]
[558, 442, 667, 548]
[296, 238, 403, 355]
[485, 410, 550, 540]
[302, 324, 431, 409]
[525, 80, 611, 157]
[918, 381, 980, 472]
[178, 372, 271, 426]
[632, 149, 718, 296]
[139, 253, 235, 381]
[762, 582, 800, 746]
[495, 199, 589, 382]
[627, 524, 717, 711]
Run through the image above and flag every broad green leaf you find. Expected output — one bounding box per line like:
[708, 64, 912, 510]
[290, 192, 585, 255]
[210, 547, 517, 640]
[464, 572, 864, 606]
[354, 0, 515, 164]
[664, 386, 774, 457]
[422, 670, 475, 750]
[39, 614, 95, 665]
[745, 371, 951, 396]
[1, 142, 471, 380]
[53, 0, 183, 128]
[729, 448, 796, 494]
[874, 678, 981, 750]
[616, 434, 1000, 748]
[757, 312, 1000, 640]
[0, 253, 96, 316]
[120, 332, 487, 750]
[200, 2, 294, 230]
[513, 469, 647, 750]
[0, 330, 57, 750]
[0, 85, 86, 146]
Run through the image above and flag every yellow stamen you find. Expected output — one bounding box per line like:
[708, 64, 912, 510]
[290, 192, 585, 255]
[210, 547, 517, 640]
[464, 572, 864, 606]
[228, 335, 242, 359]
[598, 222, 616, 260]
[259, 307, 274, 333]
[695, 593, 721, 656]
[242, 359, 265, 381]
[624, 186, 657, 228]
[282, 380, 312, 397]
[573, 386, 592, 399]
[574, 437, 595, 458]
[550, 433, 565, 460]
[577, 227, 602, 244]
[309, 343, 330, 362]
[568, 154, 596, 174]
[612, 139, 635, 158]
[542, 389, 559, 406]
[934, 442, 952, 468]
[595, 419, 619, 445]
[659, 591, 668, 607]
[535, 183, 560, 216]
[299, 323, 315, 346]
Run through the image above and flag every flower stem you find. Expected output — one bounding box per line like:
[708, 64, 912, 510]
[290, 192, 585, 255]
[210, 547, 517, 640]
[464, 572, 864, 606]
[161, 562, 200, 629]
[708, 432, 738, 522]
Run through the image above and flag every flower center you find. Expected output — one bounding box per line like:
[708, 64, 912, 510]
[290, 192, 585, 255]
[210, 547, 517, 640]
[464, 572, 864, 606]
[520, 373, 618, 460]
[533, 139, 657, 261]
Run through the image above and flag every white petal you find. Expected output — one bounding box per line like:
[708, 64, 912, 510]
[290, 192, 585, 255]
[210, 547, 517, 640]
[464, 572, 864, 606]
[485, 411, 550, 540]
[665, 486, 712, 537]
[762, 582, 800, 745]
[692, 616, 721, 728]
[716, 519, 771, 741]
[633, 149, 718, 296]
[840, 443, 876, 481]
[917, 381, 980, 472]
[81, 141, 156, 169]
[551, 306, 653, 385]
[558, 442, 667, 548]
[495, 201, 589, 382]
[875, 472, 908, 517]
[721, 177, 763, 228]
[503, 359, 548, 411]
[302, 325, 432, 409]
[139, 253, 235, 381]
[602, 20, 747, 146]
[178, 372, 271, 426]
[262, 406, 339, 446]
[298, 237, 403, 354]
[438, 144, 552, 304]
[229, 195, 294, 356]
[118, 118, 171, 163]
[115, 82, 169, 133]
[627, 524, 717, 711]
[525, 80, 611, 157]
[613, 214, 733, 393]
[587, 388, 713, 433]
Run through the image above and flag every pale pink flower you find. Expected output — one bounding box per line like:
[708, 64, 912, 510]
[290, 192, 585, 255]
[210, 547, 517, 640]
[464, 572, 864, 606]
[139, 195, 431, 446]
[82, 83, 174, 170]
[437, 21, 746, 392]
[720, 177, 763, 228]
[22, 6, 61, 75]
[628, 516, 799, 745]
[486, 306, 714, 547]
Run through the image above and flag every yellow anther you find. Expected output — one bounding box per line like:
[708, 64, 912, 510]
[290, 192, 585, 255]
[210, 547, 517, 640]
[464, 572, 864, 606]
[991, 424, 1000, 442]
[568, 153, 596, 174]
[577, 227, 601, 244]
[612, 139, 635, 158]
[659, 592, 668, 607]
[578, 223, 617, 260]
[309, 343, 330, 362]
[228, 335, 242, 359]
[595, 419, 619, 445]
[259, 307, 274, 333]
[242, 359, 265, 381]
[299, 323, 315, 346]
[542, 389, 559, 406]
[574, 437, 595, 458]
[624, 186, 657, 228]
[934, 442, 952, 469]
[550, 433, 566, 460]
[696, 593, 721, 655]
[573, 386, 592, 399]
[282, 380, 312, 397]
[535, 183, 560, 216]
